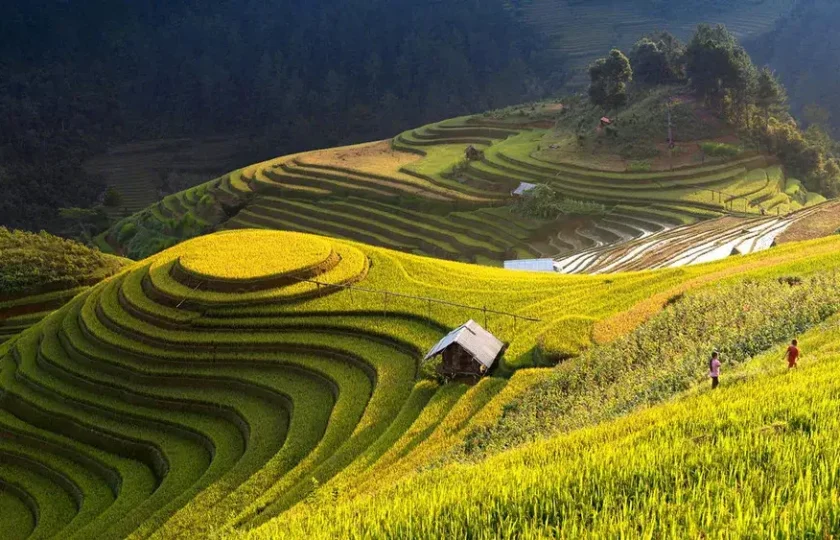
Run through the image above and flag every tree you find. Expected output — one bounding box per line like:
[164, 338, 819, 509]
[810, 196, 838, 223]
[103, 187, 123, 208]
[685, 24, 755, 112]
[59, 207, 109, 242]
[629, 32, 685, 85]
[588, 49, 633, 108]
[756, 67, 787, 128]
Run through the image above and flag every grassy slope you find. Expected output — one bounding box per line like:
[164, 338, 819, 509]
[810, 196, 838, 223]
[0, 228, 129, 344]
[4, 229, 840, 538]
[106, 89, 821, 265]
[258, 314, 840, 538]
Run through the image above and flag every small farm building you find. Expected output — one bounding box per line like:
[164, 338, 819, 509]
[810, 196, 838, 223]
[512, 182, 537, 196]
[465, 145, 484, 161]
[503, 258, 556, 272]
[423, 320, 504, 379]
[600, 116, 612, 126]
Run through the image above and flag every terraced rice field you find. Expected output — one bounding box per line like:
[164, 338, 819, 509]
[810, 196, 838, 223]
[1, 229, 129, 347]
[110, 108, 813, 270]
[85, 136, 257, 215]
[518, 0, 796, 88]
[7, 229, 840, 538]
[0, 289, 90, 345]
[255, 311, 840, 538]
[555, 204, 826, 274]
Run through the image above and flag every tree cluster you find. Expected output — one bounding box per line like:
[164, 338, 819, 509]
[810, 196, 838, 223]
[588, 50, 633, 108]
[587, 23, 840, 195]
[0, 227, 125, 296]
[629, 31, 686, 85]
[514, 184, 607, 219]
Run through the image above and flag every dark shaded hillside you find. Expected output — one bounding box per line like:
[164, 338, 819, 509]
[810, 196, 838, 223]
[748, 0, 840, 134]
[0, 0, 546, 233]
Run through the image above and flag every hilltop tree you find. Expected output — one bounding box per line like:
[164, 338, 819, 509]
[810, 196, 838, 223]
[59, 207, 109, 242]
[103, 187, 123, 208]
[629, 32, 685, 85]
[756, 67, 787, 128]
[685, 24, 755, 112]
[588, 49, 633, 108]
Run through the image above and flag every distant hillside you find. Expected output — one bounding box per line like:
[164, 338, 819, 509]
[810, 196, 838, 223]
[748, 0, 840, 135]
[516, 0, 796, 88]
[0, 228, 128, 344]
[1, 0, 545, 234]
[103, 84, 825, 268]
[84, 136, 265, 216]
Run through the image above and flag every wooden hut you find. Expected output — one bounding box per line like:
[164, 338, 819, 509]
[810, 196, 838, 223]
[423, 320, 504, 380]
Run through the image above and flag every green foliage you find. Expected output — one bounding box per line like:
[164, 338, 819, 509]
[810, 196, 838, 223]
[763, 117, 824, 179]
[627, 160, 652, 172]
[685, 24, 755, 108]
[103, 187, 123, 208]
[755, 67, 787, 122]
[0, 227, 126, 296]
[513, 184, 607, 219]
[700, 141, 742, 158]
[629, 31, 686, 85]
[58, 206, 111, 242]
[588, 49, 633, 108]
[116, 221, 137, 245]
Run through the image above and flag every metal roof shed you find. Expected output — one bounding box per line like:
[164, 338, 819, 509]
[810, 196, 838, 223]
[503, 258, 556, 273]
[423, 320, 504, 380]
[512, 182, 537, 196]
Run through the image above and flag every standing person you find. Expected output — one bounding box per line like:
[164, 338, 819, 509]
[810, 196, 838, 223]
[709, 351, 721, 389]
[784, 339, 800, 369]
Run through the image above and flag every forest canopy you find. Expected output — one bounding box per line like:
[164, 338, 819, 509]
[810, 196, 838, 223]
[0, 0, 548, 234]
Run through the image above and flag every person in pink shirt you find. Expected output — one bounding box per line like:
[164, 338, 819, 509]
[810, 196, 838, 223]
[709, 351, 721, 389]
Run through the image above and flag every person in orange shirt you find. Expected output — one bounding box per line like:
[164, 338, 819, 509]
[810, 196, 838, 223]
[784, 339, 800, 369]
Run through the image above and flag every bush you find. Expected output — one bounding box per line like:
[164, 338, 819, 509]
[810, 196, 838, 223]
[627, 161, 652, 172]
[700, 142, 742, 158]
[117, 221, 138, 244]
[514, 185, 607, 219]
[103, 187, 123, 208]
[0, 227, 125, 295]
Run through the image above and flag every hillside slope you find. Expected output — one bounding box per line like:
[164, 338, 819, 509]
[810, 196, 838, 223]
[0, 229, 128, 345]
[105, 91, 822, 269]
[258, 309, 840, 538]
[520, 0, 796, 87]
[4, 229, 840, 538]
